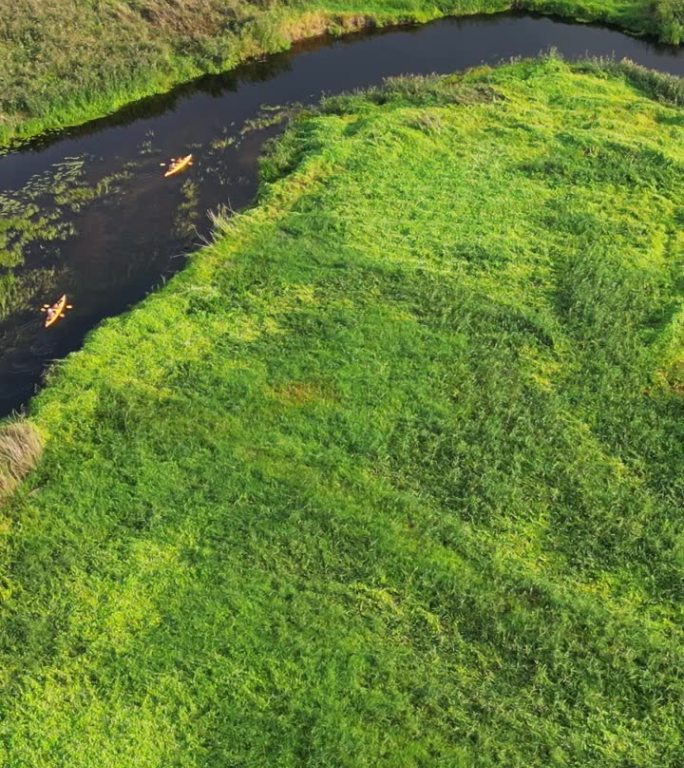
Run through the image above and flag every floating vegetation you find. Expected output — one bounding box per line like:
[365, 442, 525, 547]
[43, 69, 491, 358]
[173, 179, 201, 238]
[138, 129, 157, 156]
[210, 135, 238, 150]
[0, 154, 135, 318]
[0, 266, 63, 323]
[0, 197, 72, 270]
[240, 103, 302, 136]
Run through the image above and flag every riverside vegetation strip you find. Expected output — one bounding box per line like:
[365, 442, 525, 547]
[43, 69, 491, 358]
[0, 57, 682, 766]
[1, 0, 683, 148]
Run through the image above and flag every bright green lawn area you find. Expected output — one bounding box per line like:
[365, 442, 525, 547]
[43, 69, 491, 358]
[1, 0, 682, 147]
[1, 58, 683, 766]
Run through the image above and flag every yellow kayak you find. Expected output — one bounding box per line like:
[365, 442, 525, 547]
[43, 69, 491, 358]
[44, 294, 67, 328]
[164, 154, 193, 178]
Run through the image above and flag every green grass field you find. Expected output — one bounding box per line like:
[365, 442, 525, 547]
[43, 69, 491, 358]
[0, 57, 682, 766]
[1, 0, 682, 148]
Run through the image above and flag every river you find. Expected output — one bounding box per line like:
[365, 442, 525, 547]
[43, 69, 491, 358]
[0, 11, 681, 416]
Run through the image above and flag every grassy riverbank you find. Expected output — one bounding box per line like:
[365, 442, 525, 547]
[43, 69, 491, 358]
[1, 0, 681, 148]
[1, 57, 682, 766]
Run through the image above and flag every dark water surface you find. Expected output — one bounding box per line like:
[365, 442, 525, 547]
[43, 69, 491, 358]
[0, 12, 681, 416]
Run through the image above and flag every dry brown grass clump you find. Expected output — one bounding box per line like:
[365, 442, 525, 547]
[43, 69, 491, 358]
[0, 420, 42, 502]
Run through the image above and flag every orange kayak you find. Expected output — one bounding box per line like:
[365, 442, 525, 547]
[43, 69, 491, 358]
[164, 154, 193, 178]
[45, 294, 67, 328]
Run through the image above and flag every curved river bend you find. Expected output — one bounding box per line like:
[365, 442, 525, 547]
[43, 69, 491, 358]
[0, 12, 682, 416]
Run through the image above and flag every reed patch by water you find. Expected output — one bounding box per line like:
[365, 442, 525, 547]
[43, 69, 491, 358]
[0, 419, 42, 502]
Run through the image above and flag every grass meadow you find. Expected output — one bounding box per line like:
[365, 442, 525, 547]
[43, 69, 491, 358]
[0, 57, 682, 766]
[1, 0, 681, 148]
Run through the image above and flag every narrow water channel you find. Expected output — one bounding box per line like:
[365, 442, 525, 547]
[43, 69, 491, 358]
[0, 12, 681, 416]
